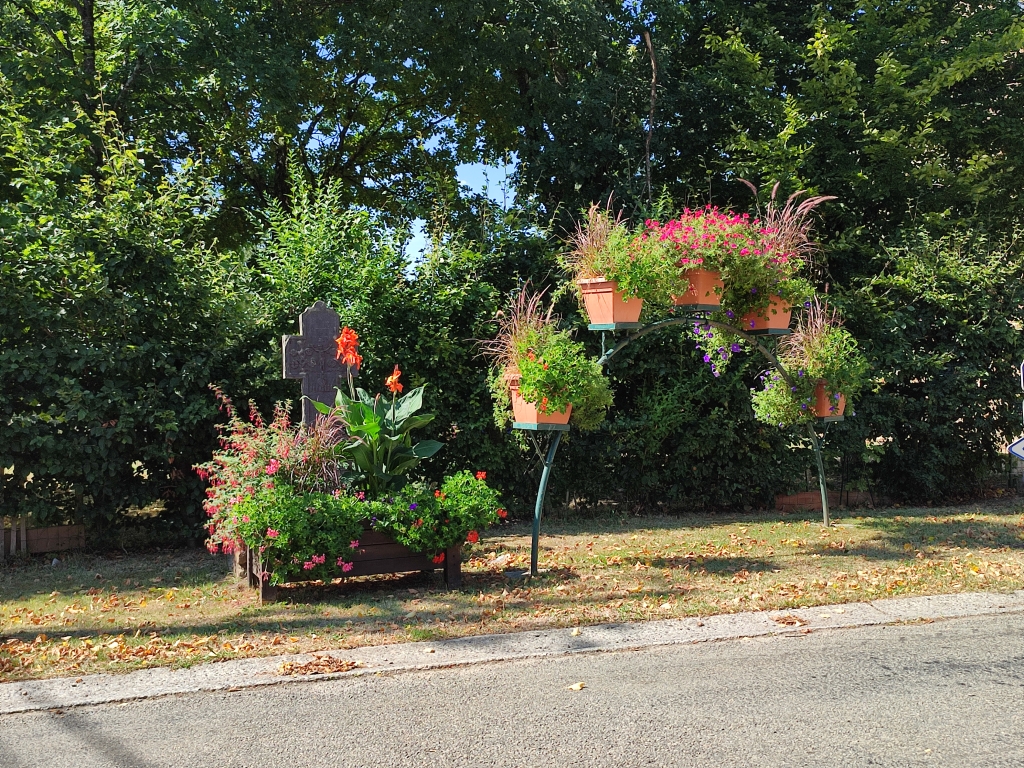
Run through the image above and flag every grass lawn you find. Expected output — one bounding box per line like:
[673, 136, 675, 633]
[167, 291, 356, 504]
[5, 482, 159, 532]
[3, 496, 1023, 682]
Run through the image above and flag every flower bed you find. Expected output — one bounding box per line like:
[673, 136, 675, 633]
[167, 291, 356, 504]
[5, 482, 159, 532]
[196, 332, 507, 602]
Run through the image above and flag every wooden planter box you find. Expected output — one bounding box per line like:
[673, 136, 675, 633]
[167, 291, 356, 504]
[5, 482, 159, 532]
[2, 523, 85, 555]
[239, 526, 463, 603]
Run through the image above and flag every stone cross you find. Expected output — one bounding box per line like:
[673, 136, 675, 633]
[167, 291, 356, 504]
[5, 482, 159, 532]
[282, 301, 356, 425]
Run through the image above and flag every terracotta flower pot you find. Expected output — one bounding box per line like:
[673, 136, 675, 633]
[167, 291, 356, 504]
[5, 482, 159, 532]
[577, 277, 643, 325]
[672, 268, 723, 310]
[812, 380, 847, 418]
[739, 296, 792, 335]
[507, 374, 572, 425]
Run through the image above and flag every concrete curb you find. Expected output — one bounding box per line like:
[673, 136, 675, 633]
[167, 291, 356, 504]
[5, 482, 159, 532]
[3, 589, 1024, 715]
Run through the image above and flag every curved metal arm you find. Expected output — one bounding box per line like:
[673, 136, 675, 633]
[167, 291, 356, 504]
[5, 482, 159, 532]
[596, 315, 796, 388]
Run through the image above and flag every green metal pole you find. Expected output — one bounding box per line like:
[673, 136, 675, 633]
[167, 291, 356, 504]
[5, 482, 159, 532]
[531, 430, 563, 577]
[805, 422, 831, 527]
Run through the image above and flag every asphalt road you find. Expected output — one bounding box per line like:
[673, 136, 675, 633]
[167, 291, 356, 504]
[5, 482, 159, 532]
[2, 613, 1023, 768]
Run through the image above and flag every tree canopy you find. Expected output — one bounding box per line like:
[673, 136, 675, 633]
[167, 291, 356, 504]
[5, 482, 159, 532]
[2, 0, 1022, 529]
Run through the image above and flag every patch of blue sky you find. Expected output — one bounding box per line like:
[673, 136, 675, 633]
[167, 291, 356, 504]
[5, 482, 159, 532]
[405, 155, 519, 261]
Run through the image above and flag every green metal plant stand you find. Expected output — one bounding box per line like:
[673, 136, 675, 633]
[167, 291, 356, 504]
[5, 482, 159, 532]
[513, 309, 843, 577]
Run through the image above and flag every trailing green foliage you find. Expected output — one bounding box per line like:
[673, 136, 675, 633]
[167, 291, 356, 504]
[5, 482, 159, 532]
[379, 471, 503, 555]
[751, 302, 870, 427]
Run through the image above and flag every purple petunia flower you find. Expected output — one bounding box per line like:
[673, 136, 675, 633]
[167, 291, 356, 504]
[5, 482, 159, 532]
[726, 310, 735, 319]
[703, 354, 711, 363]
[409, 502, 418, 510]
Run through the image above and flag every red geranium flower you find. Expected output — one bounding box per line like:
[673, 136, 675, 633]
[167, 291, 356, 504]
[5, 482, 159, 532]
[475, 471, 486, 480]
[466, 530, 479, 544]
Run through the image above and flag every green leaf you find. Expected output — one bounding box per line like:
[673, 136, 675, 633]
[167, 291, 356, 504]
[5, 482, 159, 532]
[412, 440, 443, 459]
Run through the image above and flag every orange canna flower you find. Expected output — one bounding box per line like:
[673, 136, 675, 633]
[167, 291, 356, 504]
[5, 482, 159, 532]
[335, 327, 362, 369]
[385, 364, 403, 394]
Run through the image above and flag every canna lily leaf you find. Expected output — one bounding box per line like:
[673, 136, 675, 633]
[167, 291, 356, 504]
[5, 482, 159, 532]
[411, 440, 443, 459]
[392, 386, 425, 421]
[390, 413, 435, 433]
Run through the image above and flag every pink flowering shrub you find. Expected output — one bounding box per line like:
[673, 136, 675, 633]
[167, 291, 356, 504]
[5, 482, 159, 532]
[233, 485, 367, 583]
[193, 387, 346, 555]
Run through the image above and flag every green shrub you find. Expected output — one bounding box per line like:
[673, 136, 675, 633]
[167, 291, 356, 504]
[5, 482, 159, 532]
[840, 226, 1024, 500]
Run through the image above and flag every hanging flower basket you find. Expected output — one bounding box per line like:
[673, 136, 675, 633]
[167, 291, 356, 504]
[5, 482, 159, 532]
[740, 296, 792, 335]
[812, 379, 847, 419]
[672, 268, 723, 310]
[507, 373, 572, 426]
[577, 278, 643, 325]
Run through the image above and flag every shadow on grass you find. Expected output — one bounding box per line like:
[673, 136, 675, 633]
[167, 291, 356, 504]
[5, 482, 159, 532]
[0, 549, 233, 602]
[648, 556, 776, 574]
[0, 559, 740, 645]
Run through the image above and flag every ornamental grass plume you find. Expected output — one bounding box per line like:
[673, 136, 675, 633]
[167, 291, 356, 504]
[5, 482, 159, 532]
[778, 296, 841, 372]
[739, 180, 836, 267]
[478, 284, 555, 373]
[564, 198, 625, 279]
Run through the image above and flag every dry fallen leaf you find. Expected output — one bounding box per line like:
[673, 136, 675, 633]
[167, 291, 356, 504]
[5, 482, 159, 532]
[567, 681, 586, 691]
[278, 656, 360, 676]
[571, 628, 581, 636]
[772, 614, 807, 627]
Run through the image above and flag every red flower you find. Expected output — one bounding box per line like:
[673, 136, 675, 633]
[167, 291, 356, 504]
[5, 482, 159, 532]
[475, 471, 487, 480]
[413, 518, 423, 528]
[496, 508, 507, 519]
[466, 530, 479, 544]
[385, 364, 403, 394]
[432, 552, 445, 564]
[434, 489, 441, 497]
